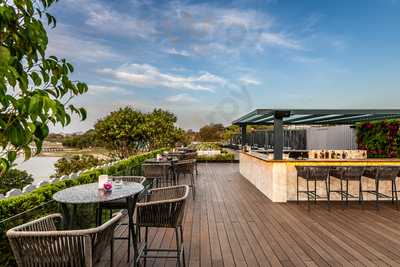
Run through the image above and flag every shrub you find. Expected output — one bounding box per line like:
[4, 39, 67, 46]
[53, 155, 106, 177]
[356, 120, 400, 158]
[196, 152, 235, 162]
[190, 142, 221, 151]
[0, 169, 33, 194]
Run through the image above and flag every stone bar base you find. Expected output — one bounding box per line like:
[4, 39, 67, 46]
[240, 151, 400, 203]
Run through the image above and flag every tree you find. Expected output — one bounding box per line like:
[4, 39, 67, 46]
[222, 125, 240, 141]
[145, 109, 188, 149]
[0, 168, 33, 194]
[0, 0, 88, 174]
[199, 123, 225, 142]
[94, 107, 148, 158]
[94, 107, 186, 158]
[53, 155, 105, 177]
[62, 129, 99, 149]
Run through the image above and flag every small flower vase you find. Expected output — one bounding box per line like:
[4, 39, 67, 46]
[98, 175, 109, 189]
[103, 182, 113, 192]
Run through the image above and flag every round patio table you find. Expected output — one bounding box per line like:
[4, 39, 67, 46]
[53, 182, 144, 264]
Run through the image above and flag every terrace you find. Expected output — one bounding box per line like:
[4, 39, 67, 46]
[99, 163, 400, 266]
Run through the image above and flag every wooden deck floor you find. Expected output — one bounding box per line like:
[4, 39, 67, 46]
[101, 163, 400, 267]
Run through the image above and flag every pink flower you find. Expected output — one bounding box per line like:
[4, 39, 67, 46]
[103, 182, 113, 191]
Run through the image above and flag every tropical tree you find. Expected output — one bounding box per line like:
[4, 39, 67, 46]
[145, 109, 188, 149]
[94, 107, 148, 158]
[0, 0, 88, 174]
[94, 107, 187, 158]
[199, 123, 225, 142]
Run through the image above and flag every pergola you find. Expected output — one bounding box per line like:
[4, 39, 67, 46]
[232, 109, 400, 160]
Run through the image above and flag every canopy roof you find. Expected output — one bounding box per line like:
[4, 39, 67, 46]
[233, 109, 400, 126]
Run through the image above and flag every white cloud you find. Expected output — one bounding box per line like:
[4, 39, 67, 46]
[164, 48, 191, 57]
[99, 64, 226, 92]
[63, 0, 157, 39]
[87, 84, 127, 95]
[86, 8, 157, 39]
[239, 77, 260, 86]
[291, 56, 324, 64]
[165, 93, 198, 103]
[47, 25, 122, 62]
[259, 32, 302, 50]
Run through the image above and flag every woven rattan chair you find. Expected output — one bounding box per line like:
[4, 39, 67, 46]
[7, 210, 126, 267]
[182, 152, 198, 175]
[136, 185, 189, 267]
[98, 176, 146, 262]
[143, 163, 172, 187]
[175, 159, 196, 199]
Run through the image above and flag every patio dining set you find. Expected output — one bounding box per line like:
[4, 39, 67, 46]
[6, 148, 197, 267]
[296, 165, 400, 209]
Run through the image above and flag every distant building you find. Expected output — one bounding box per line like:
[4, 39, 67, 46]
[29, 141, 64, 153]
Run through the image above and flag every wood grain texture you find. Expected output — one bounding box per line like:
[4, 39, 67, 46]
[99, 163, 400, 267]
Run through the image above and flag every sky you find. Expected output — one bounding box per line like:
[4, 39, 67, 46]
[46, 0, 400, 133]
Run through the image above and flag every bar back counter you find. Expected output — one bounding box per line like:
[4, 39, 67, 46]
[240, 151, 400, 203]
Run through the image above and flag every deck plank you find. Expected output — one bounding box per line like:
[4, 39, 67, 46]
[98, 163, 400, 267]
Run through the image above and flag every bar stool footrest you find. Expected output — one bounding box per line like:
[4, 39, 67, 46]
[363, 191, 392, 199]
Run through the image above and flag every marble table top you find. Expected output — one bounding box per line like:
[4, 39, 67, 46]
[53, 182, 144, 204]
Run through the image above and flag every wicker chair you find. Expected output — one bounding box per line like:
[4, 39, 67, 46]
[182, 152, 198, 175]
[98, 176, 146, 262]
[143, 163, 172, 187]
[174, 159, 196, 199]
[136, 185, 189, 267]
[7, 210, 126, 267]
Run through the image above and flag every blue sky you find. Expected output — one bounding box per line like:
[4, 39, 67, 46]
[47, 0, 400, 132]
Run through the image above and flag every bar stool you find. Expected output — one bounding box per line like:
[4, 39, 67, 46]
[362, 166, 399, 210]
[296, 166, 331, 209]
[329, 166, 364, 207]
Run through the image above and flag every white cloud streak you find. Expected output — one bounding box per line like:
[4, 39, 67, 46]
[165, 93, 198, 103]
[99, 64, 226, 92]
[47, 25, 122, 62]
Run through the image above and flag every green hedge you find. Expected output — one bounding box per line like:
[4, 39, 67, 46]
[0, 148, 164, 266]
[196, 152, 235, 162]
[356, 120, 400, 158]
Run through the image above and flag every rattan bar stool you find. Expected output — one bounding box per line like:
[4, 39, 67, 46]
[136, 185, 189, 267]
[7, 211, 126, 267]
[329, 166, 364, 207]
[296, 166, 331, 209]
[98, 176, 146, 262]
[362, 166, 400, 210]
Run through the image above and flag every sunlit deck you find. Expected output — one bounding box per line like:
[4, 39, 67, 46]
[101, 163, 400, 266]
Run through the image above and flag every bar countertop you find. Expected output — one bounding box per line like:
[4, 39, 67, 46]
[241, 151, 400, 165]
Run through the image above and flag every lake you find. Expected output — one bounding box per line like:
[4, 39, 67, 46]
[15, 156, 60, 184]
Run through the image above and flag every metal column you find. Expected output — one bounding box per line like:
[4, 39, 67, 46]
[273, 116, 284, 160]
[241, 125, 247, 147]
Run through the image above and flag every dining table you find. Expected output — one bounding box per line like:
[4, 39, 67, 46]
[53, 182, 144, 263]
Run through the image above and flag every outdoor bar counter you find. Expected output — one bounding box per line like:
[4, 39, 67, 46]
[240, 151, 400, 203]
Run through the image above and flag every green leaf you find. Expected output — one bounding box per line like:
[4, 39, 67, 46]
[79, 108, 87, 120]
[7, 151, 17, 162]
[31, 72, 42, 86]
